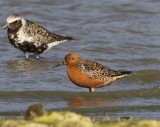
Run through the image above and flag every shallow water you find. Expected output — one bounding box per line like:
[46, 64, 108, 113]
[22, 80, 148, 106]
[0, 0, 160, 119]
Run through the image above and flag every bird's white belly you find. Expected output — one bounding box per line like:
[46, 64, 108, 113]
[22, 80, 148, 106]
[46, 40, 67, 51]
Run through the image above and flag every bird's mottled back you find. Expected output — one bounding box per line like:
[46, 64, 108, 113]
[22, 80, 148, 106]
[24, 19, 71, 45]
[76, 59, 114, 80]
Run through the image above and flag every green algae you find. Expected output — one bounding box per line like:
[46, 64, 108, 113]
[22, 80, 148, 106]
[100, 120, 160, 127]
[0, 111, 160, 127]
[34, 111, 93, 127]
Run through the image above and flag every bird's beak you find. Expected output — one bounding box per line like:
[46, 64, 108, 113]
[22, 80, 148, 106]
[52, 61, 65, 68]
[3, 24, 8, 29]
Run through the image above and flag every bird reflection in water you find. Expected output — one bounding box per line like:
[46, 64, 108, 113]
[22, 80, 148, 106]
[64, 97, 117, 108]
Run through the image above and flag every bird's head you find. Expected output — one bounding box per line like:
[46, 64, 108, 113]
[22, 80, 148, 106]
[52, 53, 81, 68]
[64, 53, 80, 66]
[3, 14, 25, 30]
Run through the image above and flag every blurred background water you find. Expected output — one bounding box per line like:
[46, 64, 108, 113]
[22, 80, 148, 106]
[0, 0, 160, 119]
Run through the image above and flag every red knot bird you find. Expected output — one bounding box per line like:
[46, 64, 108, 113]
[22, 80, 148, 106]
[53, 53, 133, 92]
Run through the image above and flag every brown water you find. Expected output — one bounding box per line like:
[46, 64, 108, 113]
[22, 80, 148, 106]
[0, 0, 160, 119]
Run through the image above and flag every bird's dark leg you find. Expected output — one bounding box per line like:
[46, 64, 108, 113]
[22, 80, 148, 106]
[89, 88, 95, 92]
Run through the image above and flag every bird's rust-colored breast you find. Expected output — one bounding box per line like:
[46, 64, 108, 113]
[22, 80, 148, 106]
[67, 66, 105, 88]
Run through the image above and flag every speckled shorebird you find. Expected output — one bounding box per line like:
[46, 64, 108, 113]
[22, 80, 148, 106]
[53, 53, 133, 92]
[3, 14, 73, 59]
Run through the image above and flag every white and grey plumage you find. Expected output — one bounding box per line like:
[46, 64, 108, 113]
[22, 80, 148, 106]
[3, 14, 74, 59]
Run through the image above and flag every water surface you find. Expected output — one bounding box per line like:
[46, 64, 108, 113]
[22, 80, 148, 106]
[0, 0, 160, 119]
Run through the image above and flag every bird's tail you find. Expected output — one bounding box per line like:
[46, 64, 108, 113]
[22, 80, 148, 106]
[111, 70, 133, 79]
[64, 36, 75, 41]
[118, 71, 133, 75]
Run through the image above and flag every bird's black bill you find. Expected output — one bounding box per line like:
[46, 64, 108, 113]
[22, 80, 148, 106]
[3, 24, 8, 29]
[52, 61, 65, 68]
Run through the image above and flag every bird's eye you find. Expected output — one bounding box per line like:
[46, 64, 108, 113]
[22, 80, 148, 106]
[14, 20, 18, 24]
[68, 58, 75, 61]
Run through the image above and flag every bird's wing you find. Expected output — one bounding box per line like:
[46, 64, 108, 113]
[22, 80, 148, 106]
[77, 59, 115, 80]
[24, 20, 71, 44]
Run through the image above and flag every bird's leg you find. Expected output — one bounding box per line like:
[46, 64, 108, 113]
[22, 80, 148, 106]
[35, 54, 40, 60]
[25, 52, 29, 59]
[89, 88, 95, 92]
